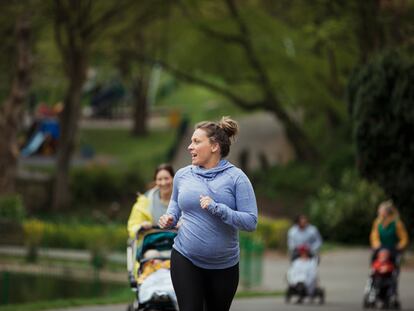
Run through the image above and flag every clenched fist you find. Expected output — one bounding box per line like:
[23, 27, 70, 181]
[159, 214, 174, 228]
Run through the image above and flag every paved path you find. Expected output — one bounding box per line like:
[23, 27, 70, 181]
[45, 248, 414, 311]
[172, 112, 294, 172]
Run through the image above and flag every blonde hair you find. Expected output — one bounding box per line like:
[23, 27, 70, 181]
[195, 116, 239, 157]
[378, 200, 399, 221]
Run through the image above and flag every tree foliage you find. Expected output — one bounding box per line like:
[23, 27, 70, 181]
[309, 170, 384, 244]
[347, 49, 414, 232]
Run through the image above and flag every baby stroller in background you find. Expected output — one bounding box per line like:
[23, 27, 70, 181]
[127, 226, 178, 311]
[363, 248, 401, 310]
[285, 245, 325, 304]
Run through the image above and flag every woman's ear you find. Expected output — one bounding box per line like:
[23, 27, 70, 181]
[211, 142, 219, 153]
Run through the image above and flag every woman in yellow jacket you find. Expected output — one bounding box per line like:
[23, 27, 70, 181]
[127, 164, 174, 239]
[370, 200, 409, 251]
[369, 200, 409, 305]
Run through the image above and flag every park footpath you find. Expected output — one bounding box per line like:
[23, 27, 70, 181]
[1, 246, 414, 311]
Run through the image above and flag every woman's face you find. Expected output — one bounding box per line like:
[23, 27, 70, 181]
[378, 205, 387, 218]
[188, 128, 218, 167]
[155, 169, 173, 192]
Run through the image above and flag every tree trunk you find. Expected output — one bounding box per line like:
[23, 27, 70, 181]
[131, 76, 149, 136]
[0, 14, 32, 195]
[356, 0, 383, 63]
[267, 103, 319, 163]
[52, 58, 86, 210]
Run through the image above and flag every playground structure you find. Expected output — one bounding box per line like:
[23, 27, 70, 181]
[21, 103, 61, 157]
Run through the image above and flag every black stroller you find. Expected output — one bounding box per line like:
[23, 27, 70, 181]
[126, 227, 178, 311]
[362, 248, 401, 309]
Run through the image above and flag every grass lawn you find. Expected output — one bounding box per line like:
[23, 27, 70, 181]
[79, 128, 176, 182]
[0, 288, 282, 311]
[156, 83, 246, 124]
[0, 287, 132, 311]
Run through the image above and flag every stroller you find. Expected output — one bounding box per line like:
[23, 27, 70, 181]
[285, 245, 325, 304]
[362, 248, 401, 309]
[127, 227, 178, 311]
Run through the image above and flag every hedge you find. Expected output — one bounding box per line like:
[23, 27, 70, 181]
[22, 217, 291, 252]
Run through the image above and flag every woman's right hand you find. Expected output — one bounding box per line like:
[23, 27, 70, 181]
[159, 214, 174, 228]
[140, 221, 152, 230]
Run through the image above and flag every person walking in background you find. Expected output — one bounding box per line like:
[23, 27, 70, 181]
[127, 163, 174, 238]
[369, 200, 409, 306]
[288, 214, 323, 261]
[370, 200, 409, 252]
[159, 116, 258, 311]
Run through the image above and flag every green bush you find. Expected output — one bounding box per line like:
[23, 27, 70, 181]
[251, 163, 325, 218]
[22, 219, 45, 262]
[70, 165, 144, 206]
[21, 218, 289, 252]
[22, 220, 128, 251]
[347, 49, 414, 232]
[252, 163, 322, 200]
[0, 194, 25, 222]
[308, 170, 385, 244]
[253, 217, 291, 250]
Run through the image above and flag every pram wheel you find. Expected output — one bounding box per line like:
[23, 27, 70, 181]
[392, 300, 401, 310]
[285, 287, 292, 303]
[389, 297, 401, 310]
[126, 302, 138, 311]
[294, 283, 307, 304]
[363, 297, 376, 309]
[318, 288, 325, 305]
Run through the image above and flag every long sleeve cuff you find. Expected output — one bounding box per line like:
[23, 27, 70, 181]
[207, 200, 221, 216]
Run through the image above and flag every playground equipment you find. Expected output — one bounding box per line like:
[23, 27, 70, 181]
[21, 119, 60, 157]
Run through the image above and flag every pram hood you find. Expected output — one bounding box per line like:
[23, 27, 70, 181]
[136, 228, 177, 261]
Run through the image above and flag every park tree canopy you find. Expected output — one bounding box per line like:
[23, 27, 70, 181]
[347, 49, 414, 233]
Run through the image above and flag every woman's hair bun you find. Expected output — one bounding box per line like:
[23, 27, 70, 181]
[218, 116, 239, 139]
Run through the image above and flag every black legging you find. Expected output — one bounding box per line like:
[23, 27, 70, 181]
[170, 248, 239, 311]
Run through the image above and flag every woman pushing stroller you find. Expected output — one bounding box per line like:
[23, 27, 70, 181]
[127, 163, 175, 239]
[287, 214, 323, 261]
[370, 200, 409, 255]
[285, 214, 324, 304]
[363, 200, 409, 309]
[126, 164, 179, 311]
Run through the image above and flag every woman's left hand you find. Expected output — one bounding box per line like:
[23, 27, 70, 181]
[200, 195, 212, 209]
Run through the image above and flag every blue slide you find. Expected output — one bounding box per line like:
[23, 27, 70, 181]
[21, 131, 46, 157]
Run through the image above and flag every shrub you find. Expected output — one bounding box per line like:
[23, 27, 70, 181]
[70, 165, 144, 206]
[252, 163, 322, 200]
[22, 219, 45, 262]
[30, 220, 128, 251]
[253, 217, 291, 250]
[0, 194, 25, 222]
[251, 163, 325, 217]
[308, 170, 385, 244]
[22, 219, 45, 246]
[347, 49, 414, 232]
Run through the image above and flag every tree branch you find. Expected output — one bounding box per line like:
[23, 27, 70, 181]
[177, 0, 244, 45]
[224, 0, 275, 100]
[84, 0, 135, 40]
[136, 54, 264, 111]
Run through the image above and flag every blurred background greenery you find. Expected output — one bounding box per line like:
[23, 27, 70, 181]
[0, 0, 413, 309]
